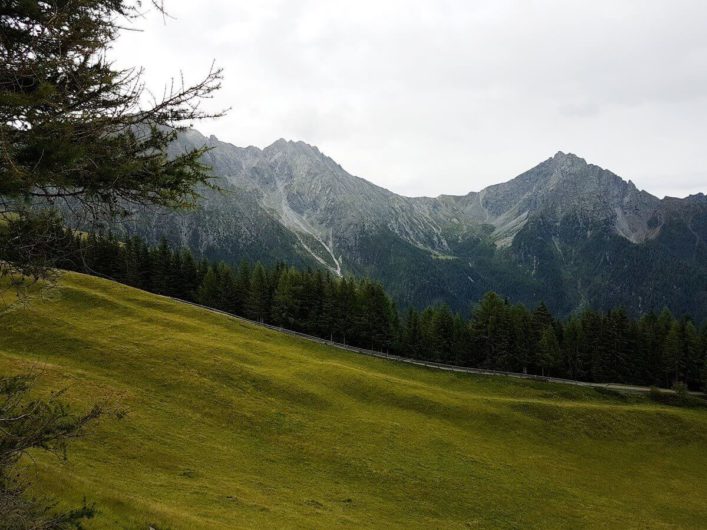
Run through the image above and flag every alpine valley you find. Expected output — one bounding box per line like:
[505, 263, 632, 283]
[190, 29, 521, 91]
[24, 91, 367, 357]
[116, 129, 707, 318]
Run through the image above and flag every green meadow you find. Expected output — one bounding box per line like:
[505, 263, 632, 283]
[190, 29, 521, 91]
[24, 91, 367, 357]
[0, 272, 705, 529]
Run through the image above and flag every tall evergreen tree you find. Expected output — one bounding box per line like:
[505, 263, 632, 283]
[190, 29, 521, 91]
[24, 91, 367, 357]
[0, 0, 223, 291]
[179, 250, 199, 301]
[233, 261, 252, 315]
[272, 269, 299, 328]
[151, 238, 173, 295]
[197, 266, 221, 308]
[663, 321, 683, 386]
[402, 308, 422, 358]
[683, 320, 702, 389]
[248, 263, 270, 322]
[562, 317, 586, 380]
[537, 326, 561, 377]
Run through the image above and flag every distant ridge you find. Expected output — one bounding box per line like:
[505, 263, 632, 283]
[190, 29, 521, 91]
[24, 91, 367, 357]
[113, 129, 707, 318]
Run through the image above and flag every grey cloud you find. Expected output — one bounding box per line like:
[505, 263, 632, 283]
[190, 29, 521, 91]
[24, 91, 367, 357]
[112, 0, 707, 198]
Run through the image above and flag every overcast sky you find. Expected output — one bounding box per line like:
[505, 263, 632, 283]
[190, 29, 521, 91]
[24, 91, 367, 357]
[113, 0, 707, 198]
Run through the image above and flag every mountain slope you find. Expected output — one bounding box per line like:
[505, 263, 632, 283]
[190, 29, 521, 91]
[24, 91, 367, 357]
[1, 272, 706, 528]
[115, 131, 707, 317]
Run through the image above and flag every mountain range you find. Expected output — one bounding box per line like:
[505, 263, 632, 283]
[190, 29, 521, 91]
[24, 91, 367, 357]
[117, 129, 707, 318]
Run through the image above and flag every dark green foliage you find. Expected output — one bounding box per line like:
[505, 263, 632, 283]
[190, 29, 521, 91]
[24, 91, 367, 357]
[0, 376, 101, 529]
[50, 230, 707, 391]
[510, 212, 707, 319]
[247, 263, 270, 322]
[0, 0, 222, 210]
[537, 327, 561, 377]
[0, 0, 222, 287]
[0, 210, 74, 286]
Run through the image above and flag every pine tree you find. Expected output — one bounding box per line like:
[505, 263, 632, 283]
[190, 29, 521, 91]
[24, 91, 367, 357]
[683, 320, 702, 390]
[247, 263, 270, 322]
[1, 1, 223, 289]
[470, 292, 509, 369]
[431, 305, 455, 361]
[272, 269, 299, 328]
[197, 266, 221, 308]
[318, 275, 337, 340]
[179, 250, 199, 301]
[605, 308, 633, 382]
[581, 309, 608, 382]
[151, 238, 172, 295]
[217, 264, 237, 312]
[638, 312, 662, 386]
[335, 278, 357, 345]
[402, 308, 421, 358]
[531, 302, 553, 345]
[562, 317, 586, 380]
[233, 261, 252, 315]
[663, 321, 683, 387]
[537, 327, 561, 377]
[124, 237, 143, 288]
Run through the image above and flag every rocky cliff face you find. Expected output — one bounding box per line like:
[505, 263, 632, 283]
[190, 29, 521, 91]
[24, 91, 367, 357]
[118, 130, 707, 318]
[445, 152, 663, 246]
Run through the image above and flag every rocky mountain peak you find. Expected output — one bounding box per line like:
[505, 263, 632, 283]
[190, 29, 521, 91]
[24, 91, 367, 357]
[172, 129, 686, 249]
[265, 138, 322, 157]
[122, 128, 707, 318]
[551, 151, 586, 164]
[684, 192, 707, 203]
[546, 151, 593, 182]
[538, 151, 637, 198]
[552, 151, 587, 161]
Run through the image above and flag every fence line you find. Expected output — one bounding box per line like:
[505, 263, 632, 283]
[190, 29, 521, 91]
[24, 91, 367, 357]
[153, 291, 700, 395]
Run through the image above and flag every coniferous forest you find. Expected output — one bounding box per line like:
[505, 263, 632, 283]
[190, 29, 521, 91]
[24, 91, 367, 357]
[30, 229, 706, 392]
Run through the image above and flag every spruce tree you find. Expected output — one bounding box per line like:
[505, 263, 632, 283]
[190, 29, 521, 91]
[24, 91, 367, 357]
[537, 327, 561, 377]
[562, 317, 585, 380]
[470, 292, 508, 369]
[233, 261, 252, 315]
[318, 275, 337, 340]
[124, 237, 143, 288]
[336, 278, 357, 345]
[151, 238, 172, 295]
[247, 263, 270, 322]
[272, 269, 298, 328]
[431, 305, 455, 361]
[683, 320, 702, 389]
[403, 308, 422, 358]
[197, 266, 221, 308]
[638, 312, 662, 386]
[179, 250, 199, 301]
[217, 264, 237, 312]
[663, 321, 683, 386]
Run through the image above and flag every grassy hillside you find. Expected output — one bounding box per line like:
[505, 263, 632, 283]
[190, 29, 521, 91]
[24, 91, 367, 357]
[1, 273, 706, 529]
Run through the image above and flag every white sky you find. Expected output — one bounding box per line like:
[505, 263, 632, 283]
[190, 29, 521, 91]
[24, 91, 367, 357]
[113, 0, 707, 198]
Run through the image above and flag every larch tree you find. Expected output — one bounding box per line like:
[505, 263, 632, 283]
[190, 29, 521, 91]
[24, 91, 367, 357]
[0, 0, 224, 304]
